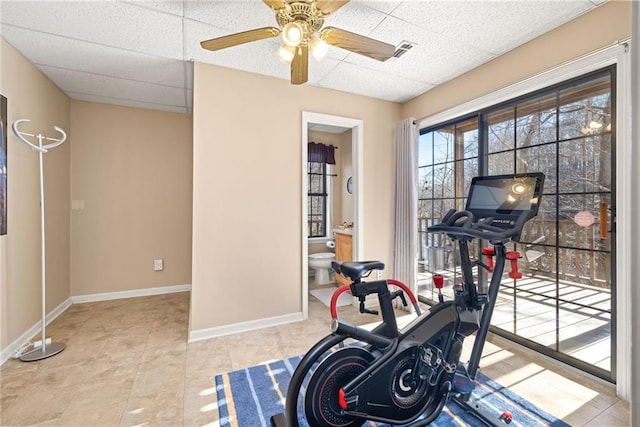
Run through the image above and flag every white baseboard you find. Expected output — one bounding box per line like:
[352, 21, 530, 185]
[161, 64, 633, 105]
[1, 297, 72, 366]
[1, 283, 191, 366]
[71, 283, 191, 304]
[189, 312, 304, 343]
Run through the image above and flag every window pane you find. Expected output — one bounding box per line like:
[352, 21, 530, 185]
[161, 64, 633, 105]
[516, 94, 557, 147]
[488, 151, 513, 175]
[559, 75, 611, 140]
[418, 200, 433, 270]
[516, 144, 557, 192]
[418, 166, 433, 200]
[433, 198, 453, 226]
[558, 194, 611, 252]
[463, 158, 478, 196]
[308, 163, 324, 194]
[525, 194, 557, 247]
[487, 108, 515, 153]
[308, 197, 325, 221]
[520, 243, 555, 279]
[558, 135, 612, 194]
[418, 132, 433, 167]
[433, 127, 455, 164]
[433, 163, 454, 199]
[457, 118, 478, 159]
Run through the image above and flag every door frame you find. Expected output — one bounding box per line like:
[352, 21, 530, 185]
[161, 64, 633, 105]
[301, 112, 363, 319]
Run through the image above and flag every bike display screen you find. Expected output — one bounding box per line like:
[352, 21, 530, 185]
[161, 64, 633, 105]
[466, 173, 545, 227]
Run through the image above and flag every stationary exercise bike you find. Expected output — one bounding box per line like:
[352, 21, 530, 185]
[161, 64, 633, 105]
[271, 173, 545, 426]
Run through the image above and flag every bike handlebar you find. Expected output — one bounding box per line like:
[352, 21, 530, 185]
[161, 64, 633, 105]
[427, 209, 530, 243]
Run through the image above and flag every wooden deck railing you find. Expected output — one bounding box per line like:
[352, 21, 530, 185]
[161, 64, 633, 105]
[418, 217, 611, 289]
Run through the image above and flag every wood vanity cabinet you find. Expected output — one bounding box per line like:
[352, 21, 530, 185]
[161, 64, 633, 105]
[334, 231, 352, 286]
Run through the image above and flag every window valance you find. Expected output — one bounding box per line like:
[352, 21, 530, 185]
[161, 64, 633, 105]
[308, 142, 336, 164]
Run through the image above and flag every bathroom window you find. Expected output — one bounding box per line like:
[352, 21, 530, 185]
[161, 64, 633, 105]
[308, 162, 330, 238]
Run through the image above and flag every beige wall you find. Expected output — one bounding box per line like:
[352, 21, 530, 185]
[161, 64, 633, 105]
[402, 1, 631, 120]
[0, 45, 193, 354]
[0, 39, 71, 350]
[192, 63, 400, 332]
[70, 101, 193, 296]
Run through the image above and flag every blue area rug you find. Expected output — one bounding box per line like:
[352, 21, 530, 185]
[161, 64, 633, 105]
[215, 354, 569, 427]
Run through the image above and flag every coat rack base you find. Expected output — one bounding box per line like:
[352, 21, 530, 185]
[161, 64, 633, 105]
[19, 342, 65, 362]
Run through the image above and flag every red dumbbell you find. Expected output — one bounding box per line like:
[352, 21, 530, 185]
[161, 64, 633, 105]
[506, 251, 523, 279]
[482, 247, 495, 271]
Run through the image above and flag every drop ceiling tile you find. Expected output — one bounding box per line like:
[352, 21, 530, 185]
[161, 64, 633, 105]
[2, 26, 186, 88]
[185, 19, 290, 81]
[1, 1, 183, 59]
[351, 0, 403, 15]
[124, 1, 184, 17]
[38, 65, 185, 106]
[0, 0, 603, 110]
[307, 56, 342, 85]
[184, 0, 277, 32]
[322, 2, 389, 36]
[68, 91, 189, 114]
[346, 15, 495, 85]
[319, 62, 433, 103]
[392, 0, 594, 55]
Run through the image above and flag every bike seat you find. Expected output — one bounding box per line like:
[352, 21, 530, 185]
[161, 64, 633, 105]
[332, 261, 385, 283]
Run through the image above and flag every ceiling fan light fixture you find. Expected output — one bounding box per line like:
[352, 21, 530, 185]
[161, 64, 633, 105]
[310, 35, 328, 60]
[282, 22, 304, 47]
[277, 44, 296, 63]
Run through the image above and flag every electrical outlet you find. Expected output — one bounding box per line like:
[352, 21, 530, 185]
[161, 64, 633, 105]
[154, 259, 164, 271]
[377, 270, 383, 280]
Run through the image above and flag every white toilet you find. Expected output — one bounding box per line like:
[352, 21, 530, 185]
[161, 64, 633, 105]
[309, 252, 336, 285]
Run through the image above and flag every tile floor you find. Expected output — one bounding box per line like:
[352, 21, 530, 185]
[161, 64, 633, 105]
[0, 291, 630, 426]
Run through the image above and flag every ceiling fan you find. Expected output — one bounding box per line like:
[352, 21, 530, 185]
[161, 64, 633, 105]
[200, 0, 396, 85]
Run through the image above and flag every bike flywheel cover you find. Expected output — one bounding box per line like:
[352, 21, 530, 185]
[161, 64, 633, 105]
[304, 347, 373, 427]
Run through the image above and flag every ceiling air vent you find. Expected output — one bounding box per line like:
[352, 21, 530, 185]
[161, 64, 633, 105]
[392, 40, 416, 59]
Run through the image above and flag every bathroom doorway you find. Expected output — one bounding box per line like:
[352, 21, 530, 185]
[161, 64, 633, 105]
[301, 112, 363, 318]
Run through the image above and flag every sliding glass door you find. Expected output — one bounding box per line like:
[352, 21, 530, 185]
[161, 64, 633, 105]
[416, 67, 616, 381]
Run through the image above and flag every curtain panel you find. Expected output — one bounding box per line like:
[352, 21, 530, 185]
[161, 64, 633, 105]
[393, 118, 418, 310]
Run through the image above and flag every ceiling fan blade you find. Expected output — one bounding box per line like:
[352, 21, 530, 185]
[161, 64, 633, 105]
[315, 0, 350, 15]
[291, 45, 309, 85]
[321, 26, 395, 61]
[201, 27, 280, 51]
[262, 0, 287, 11]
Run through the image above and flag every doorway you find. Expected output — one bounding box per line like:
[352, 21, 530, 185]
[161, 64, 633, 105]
[301, 112, 363, 318]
